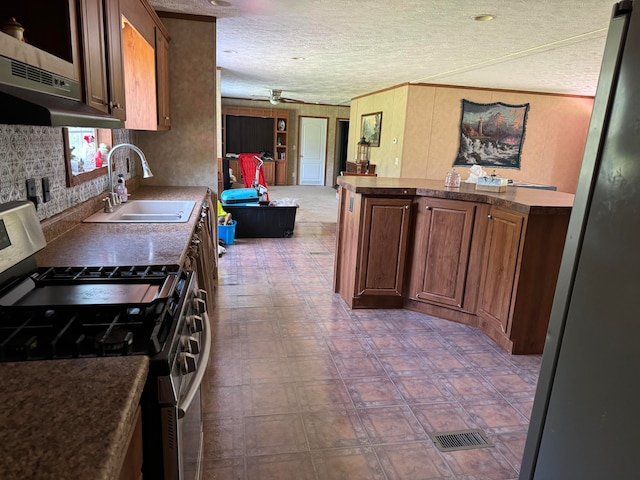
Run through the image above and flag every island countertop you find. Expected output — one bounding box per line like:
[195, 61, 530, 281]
[337, 176, 574, 214]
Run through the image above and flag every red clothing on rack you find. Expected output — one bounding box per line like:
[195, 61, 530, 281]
[238, 153, 267, 189]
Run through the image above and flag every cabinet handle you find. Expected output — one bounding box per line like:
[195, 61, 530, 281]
[425, 206, 431, 210]
[488, 214, 493, 219]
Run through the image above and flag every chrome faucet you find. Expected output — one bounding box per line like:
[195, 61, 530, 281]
[106, 143, 153, 198]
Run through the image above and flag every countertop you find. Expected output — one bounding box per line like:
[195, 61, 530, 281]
[5, 186, 210, 479]
[35, 186, 210, 267]
[0, 356, 149, 480]
[337, 177, 574, 214]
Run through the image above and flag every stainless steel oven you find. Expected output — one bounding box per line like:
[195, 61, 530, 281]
[152, 272, 211, 480]
[0, 200, 210, 480]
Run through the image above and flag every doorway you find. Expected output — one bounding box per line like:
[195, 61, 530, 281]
[299, 117, 328, 185]
[334, 119, 349, 185]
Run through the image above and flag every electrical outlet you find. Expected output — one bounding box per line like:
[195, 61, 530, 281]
[26, 178, 38, 208]
[42, 177, 51, 203]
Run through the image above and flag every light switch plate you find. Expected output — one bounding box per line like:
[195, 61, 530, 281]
[42, 177, 51, 203]
[26, 178, 38, 207]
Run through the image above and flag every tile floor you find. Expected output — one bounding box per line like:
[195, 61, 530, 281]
[203, 221, 540, 479]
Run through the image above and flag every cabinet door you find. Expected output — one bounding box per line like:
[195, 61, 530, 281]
[357, 197, 412, 297]
[275, 160, 287, 185]
[155, 27, 171, 129]
[477, 208, 524, 333]
[79, 0, 109, 113]
[262, 162, 275, 186]
[410, 197, 476, 308]
[104, 0, 126, 120]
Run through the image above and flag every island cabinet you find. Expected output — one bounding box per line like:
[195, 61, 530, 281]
[406, 197, 483, 313]
[335, 178, 573, 354]
[476, 206, 570, 354]
[334, 190, 412, 308]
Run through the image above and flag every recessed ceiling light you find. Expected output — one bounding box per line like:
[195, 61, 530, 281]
[210, 0, 231, 6]
[473, 14, 495, 22]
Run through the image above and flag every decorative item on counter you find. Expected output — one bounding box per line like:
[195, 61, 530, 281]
[278, 119, 286, 130]
[115, 174, 128, 202]
[465, 164, 488, 183]
[357, 136, 370, 163]
[444, 168, 461, 188]
[476, 174, 509, 192]
[2, 17, 25, 41]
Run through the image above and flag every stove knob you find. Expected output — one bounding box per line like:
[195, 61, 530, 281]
[182, 335, 200, 354]
[197, 288, 208, 304]
[187, 314, 204, 333]
[180, 352, 197, 374]
[193, 297, 206, 315]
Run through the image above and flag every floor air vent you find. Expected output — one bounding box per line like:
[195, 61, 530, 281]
[430, 429, 492, 452]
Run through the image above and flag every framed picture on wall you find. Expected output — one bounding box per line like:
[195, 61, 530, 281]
[361, 112, 382, 147]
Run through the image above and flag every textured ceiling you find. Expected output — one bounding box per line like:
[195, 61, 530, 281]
[150, 0, 615, 106]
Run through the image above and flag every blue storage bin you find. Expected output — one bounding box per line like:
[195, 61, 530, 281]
[218, 220, 237, 245]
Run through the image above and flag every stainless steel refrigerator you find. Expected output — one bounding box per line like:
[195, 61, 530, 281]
[519, 1, 640, 478]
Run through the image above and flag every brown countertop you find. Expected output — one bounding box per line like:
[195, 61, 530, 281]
[0, 356, 149, 480]
[35, 186, 210, 267]
[337, 177, 574, 214]
[8, 186, 209, 479]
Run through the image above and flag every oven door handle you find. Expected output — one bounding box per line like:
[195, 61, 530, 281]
[178, 311, 211, 419]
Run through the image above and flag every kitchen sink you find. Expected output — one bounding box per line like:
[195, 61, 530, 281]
[83, 200, 196, 223]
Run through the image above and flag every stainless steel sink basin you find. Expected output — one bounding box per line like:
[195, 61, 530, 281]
[83, 200, 196, 223]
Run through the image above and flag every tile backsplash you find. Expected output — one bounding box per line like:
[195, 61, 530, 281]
[0, 124, 133, 220]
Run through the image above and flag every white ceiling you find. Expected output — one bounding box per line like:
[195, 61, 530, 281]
[150, 0, 616, 106]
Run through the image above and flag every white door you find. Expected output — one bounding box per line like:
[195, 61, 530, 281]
[299, 117, 327, 185]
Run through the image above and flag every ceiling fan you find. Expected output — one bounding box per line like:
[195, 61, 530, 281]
[267, 89, 299, 104]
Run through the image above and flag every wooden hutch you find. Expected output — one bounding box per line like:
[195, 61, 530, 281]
[221, 106, 289, 189]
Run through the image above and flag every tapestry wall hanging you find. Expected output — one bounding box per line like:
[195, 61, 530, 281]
[454, 99, 530, 169]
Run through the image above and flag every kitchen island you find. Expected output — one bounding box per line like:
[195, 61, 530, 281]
[334, 176, 574, 354]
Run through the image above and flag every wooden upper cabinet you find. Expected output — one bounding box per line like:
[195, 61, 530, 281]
[155, 27, 170, 129]
[477, 207, 524, 334]
[104, 0, 126, 120]
[357, 197, 412, 300]
[408, 197, 477, 309]
[120, 0, 170, 130]
[78, 0, 126, 120]
[78, 0, 109, 113]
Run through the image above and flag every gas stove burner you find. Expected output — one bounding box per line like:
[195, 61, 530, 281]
[95, 327, 134, 355]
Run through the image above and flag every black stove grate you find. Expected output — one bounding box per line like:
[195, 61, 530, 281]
[33, 265, 182, 284]
[0, 265, 191, 362]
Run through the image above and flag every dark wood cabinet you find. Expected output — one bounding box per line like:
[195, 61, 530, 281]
[477, 207, 524, 334]
[357, 197, 412, 300]
[408, 197, 477, 309]
[79, 0, 126, 119]
[222, 106, 289, 186]
[334, 189, 412, 308]
[334, 179, 572, 354]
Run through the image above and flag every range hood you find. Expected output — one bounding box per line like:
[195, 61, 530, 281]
[0, 56, 122, 129]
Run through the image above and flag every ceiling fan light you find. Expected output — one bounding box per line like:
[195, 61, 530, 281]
[269, 97, 281, 105]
